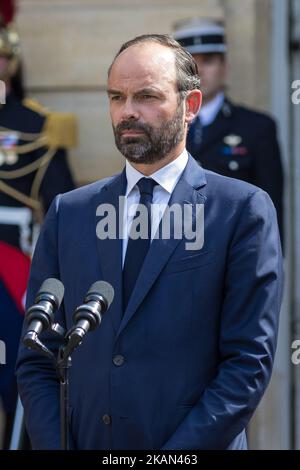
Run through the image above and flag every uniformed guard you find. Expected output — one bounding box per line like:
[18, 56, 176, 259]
[0, 16, 77, 448]
[173, 18, 284, 238]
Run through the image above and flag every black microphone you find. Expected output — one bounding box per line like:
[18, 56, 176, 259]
[65, 281, 114, 355]
[23, 278, 65, 348]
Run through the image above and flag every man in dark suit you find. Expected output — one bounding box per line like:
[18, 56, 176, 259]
[16, 34, 283, 450]
[173, 19, 284, 238]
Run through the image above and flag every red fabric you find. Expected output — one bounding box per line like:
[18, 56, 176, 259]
[0, 241, 30, 313]
[0, 0, 16, 24]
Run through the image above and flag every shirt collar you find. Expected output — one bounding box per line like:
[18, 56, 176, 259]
[125, 149, 189, 197]
[199, 91, 224, 126]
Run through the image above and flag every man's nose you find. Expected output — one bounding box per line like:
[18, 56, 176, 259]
[121, 98, 140, 120]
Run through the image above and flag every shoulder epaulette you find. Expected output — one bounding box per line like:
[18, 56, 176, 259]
[22, 98, 48, 116]
[23, 98, 78, 149]
[43, 112, 78, 149]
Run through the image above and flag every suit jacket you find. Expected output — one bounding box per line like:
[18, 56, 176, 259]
[16, 155, 283, 450]
[187, 98, 284, 239]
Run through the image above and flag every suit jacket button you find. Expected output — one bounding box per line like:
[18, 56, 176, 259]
[113, 354, 125, 366]
[102, 414, 111, 425]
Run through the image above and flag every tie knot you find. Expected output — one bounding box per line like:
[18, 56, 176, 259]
[137, 177, 157, 196]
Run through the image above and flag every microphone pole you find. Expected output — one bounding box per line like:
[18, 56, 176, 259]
[58, 281, 114, 450]
[57, 347, 71, 451]
[21, 278, 66, 449]
[22, 279, 114, 450]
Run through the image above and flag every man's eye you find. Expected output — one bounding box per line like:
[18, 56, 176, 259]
[111, 95, 122, 101]
[138, 95, 156, 100]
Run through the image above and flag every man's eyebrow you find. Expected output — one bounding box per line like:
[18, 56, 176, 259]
[135, 87, 162, 94]
[107, 87, 164, 96]
[107, 88, 122, 95]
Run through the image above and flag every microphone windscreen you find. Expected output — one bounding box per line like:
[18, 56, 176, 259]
[37, 278, 65, 308]
[87, 281, 115, 308]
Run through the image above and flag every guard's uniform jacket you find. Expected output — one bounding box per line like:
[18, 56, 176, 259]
[187, 98, 284, 238]
[0, 92, 77, 416]
[0, 93, 76, 250]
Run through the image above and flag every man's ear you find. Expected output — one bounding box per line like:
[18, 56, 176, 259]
[185, 90, 202, 124]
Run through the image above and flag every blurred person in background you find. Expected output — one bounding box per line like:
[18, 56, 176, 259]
[174, 18, 284, 240]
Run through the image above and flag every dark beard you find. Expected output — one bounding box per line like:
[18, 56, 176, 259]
[113, 102, 185, 164]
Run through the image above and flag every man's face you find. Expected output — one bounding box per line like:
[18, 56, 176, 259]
[107, 42, 186, 164]
[193, 53, 227, 103]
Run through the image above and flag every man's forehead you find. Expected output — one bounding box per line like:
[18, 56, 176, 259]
[109, 42, 177, 84]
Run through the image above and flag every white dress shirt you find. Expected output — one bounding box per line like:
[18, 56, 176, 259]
[122, 149, 189, 266]
[199, 91, 224, 127]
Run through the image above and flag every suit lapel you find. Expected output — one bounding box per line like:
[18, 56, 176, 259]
[116, 155, 207, 339]
[94, 170, 126, 334]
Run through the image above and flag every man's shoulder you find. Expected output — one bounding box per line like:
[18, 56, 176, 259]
[201, 168, 276, 226]
[58, 173, 121, 206]
[203, 167, 268, 203]
[187, 155, 266, 203]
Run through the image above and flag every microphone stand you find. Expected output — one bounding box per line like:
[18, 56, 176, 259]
[56, 324, 87, 450]
[57, 347, 72, 450]
[23, 322, 87, 450]
[23, 323, 77, 450]
[23, 281, 114, 450]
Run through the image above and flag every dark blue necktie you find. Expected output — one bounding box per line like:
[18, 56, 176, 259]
[123, 177, 157, 310]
